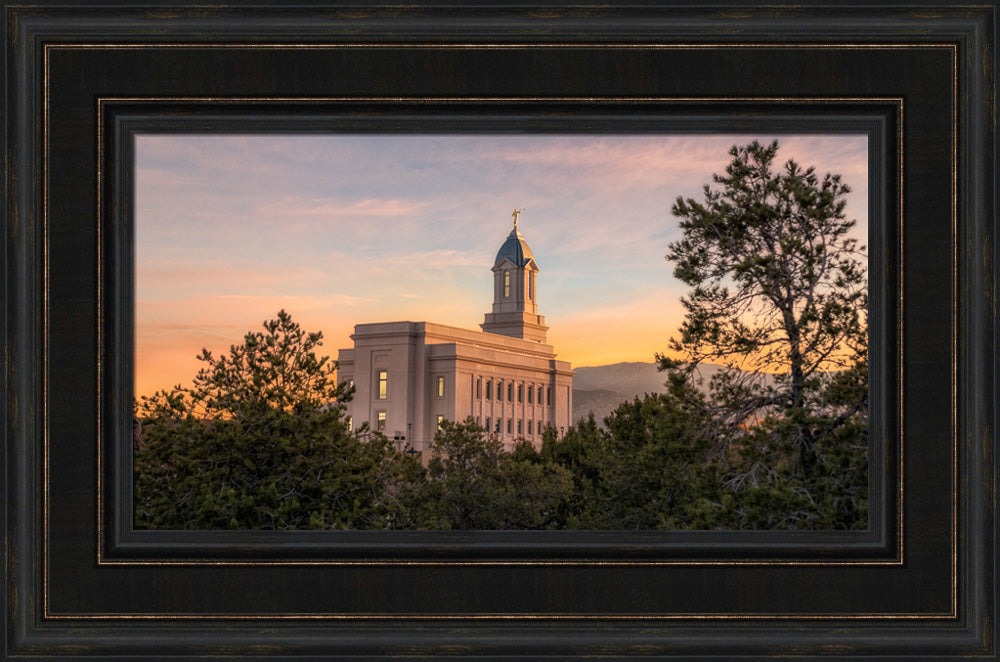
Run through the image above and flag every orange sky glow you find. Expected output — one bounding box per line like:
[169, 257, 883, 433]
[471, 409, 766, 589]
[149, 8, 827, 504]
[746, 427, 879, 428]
[135, 135, 869, 398]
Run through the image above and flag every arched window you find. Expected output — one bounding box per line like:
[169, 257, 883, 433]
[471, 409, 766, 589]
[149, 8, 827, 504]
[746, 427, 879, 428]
[529, 271, 535, 300]
[504, 270, 510, 297]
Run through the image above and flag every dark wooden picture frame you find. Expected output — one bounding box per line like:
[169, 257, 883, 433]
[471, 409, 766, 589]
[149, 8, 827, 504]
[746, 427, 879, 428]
[3, 2, 996, 659]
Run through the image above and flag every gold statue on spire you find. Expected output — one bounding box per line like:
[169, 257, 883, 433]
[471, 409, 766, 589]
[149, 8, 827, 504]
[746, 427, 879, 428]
[512, 208, 524, 229]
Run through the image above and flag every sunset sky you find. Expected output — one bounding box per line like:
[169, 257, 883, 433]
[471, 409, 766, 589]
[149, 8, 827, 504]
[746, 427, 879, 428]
[135, 134, 869, 397]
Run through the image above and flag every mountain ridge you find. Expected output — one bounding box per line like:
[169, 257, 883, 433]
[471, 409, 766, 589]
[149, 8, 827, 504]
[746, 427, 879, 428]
[570, 360, 793, 427]
[571, 361, 726, 426]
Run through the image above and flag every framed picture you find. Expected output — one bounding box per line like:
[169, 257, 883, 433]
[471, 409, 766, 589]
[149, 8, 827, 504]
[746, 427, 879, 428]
[126, 130, 872, 537]
[4, 2, 995, 659]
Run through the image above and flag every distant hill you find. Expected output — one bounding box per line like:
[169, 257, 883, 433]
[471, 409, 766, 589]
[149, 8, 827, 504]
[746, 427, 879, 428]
[571, 389, 634, 427]
[571, 361, 727, 426]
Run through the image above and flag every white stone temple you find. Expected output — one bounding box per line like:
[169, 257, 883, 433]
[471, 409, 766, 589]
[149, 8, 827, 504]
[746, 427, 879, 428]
[337, 212, 574, 453]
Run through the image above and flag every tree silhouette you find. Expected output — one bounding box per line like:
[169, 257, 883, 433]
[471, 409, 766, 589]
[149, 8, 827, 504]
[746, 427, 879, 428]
[133, 311, 423, 530]
[659, 140, 868, 528]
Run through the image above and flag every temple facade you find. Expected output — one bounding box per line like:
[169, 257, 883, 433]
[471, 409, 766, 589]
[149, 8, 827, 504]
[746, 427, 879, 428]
[337, 215, 573, 452]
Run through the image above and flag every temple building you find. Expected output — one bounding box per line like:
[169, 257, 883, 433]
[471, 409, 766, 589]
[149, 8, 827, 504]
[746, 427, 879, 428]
[337, 213, 574, 453]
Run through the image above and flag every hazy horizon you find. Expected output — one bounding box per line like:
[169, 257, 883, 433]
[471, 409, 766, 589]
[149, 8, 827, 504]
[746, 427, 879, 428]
[135, 134, 868, 397]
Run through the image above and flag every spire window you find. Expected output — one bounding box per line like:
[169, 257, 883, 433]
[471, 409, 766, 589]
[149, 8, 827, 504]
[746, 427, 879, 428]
[504, 270, 510, 298]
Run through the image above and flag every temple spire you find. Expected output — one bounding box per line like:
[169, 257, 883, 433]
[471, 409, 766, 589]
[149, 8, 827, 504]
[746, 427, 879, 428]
[482, 214, 548, 343]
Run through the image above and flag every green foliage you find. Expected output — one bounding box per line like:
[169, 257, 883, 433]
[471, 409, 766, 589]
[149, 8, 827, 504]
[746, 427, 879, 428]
[656, 140, 869, 530]
[134, 311, 423, 530]
[537, 416, 607, 527]
[599, 388, 716, 529]
[690, 400, 868, 530]
[532, 386, 725, 530]
[424, 419, 574, 529]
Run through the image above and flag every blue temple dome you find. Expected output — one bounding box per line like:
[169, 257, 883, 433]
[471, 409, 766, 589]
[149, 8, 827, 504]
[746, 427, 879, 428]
[494, 226, 536, 268]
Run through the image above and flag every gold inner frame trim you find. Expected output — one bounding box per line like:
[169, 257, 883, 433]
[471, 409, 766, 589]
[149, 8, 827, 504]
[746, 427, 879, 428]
[90, 94, 906, 570]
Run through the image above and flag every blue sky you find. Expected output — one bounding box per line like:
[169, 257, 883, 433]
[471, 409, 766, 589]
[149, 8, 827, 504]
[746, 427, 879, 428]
[135, 134, 869, 395]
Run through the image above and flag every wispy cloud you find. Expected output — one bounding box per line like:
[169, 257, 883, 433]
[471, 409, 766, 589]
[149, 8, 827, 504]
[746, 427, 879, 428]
[135, 134, 868, 394]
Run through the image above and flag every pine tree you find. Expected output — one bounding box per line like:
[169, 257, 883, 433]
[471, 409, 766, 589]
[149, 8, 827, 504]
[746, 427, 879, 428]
[660, 140, 868, 528]
[134, 311, 423, 530]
